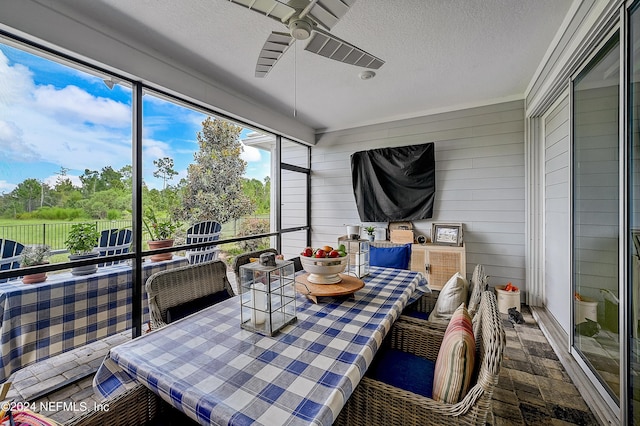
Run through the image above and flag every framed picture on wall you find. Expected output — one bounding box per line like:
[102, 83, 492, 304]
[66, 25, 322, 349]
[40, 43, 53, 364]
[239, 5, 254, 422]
[432, 223, 463, 246]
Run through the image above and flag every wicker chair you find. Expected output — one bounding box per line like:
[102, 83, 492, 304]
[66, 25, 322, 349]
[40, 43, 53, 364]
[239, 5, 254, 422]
[67, 384, 160, 426]
[231, 248, 279, 288]
[67, 383, 199, 426]
[402, 263, 488, 325]
[145, 260, 234, 330]
[335, 290, 505, 426]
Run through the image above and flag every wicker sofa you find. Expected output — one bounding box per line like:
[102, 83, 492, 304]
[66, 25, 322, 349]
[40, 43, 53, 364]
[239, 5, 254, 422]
[335, 290, 505, 426]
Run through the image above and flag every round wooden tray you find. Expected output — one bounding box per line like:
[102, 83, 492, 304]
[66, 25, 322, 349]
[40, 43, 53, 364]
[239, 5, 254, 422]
[295, 273, 364, 303]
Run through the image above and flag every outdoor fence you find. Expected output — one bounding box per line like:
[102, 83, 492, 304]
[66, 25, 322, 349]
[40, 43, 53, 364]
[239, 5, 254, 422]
[0, 220, 131, 250]
[0, 216, 270, 250]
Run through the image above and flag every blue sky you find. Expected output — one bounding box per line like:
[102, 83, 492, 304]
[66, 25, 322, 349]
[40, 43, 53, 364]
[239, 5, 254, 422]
[0, 43, 271, 194]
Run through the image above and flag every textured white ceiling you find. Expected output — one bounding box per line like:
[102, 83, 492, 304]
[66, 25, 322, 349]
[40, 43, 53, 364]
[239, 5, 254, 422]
[45, 0, 574, 132]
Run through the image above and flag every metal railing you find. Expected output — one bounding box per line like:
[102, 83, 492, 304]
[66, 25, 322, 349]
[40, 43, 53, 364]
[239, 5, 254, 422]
[0, 216, 270, 250]
[0, 220, 131, 250]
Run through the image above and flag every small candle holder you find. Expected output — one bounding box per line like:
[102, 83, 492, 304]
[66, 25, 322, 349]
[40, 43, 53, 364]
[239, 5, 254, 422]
[338, 237, 370, 278]
[239, 259, 297, 336]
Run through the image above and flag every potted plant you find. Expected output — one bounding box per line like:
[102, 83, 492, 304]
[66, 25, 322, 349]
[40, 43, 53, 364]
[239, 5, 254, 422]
[364, 226, 376, 242]
[65, 223, 101, 276]
[143, 209, 180, 262]
[20, 244, 51, 284]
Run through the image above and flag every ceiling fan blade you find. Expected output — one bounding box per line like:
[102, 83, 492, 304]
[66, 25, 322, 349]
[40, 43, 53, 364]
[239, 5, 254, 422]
[302, 0, 357, 31]
[305, 27, 384, 70]
[227, 0, 296, 24]
[255, 31, 295, 78]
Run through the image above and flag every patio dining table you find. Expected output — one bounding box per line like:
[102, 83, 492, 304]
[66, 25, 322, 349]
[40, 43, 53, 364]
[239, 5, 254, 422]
[0, 256, 188, 383]
[94, 266, 428, 426]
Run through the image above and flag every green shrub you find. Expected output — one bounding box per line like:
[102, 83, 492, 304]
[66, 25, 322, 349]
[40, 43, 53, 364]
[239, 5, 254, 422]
[106, 209, 122, 220]
[32, 207, 87, 221]
[237, 218, 270, 252]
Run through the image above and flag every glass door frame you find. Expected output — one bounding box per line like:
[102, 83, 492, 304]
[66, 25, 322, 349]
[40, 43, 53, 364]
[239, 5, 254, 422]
[569, 22, 624, 418]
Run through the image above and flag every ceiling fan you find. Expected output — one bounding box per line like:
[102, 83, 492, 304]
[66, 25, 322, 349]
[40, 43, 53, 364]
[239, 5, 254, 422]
[227, 0, 385, 77]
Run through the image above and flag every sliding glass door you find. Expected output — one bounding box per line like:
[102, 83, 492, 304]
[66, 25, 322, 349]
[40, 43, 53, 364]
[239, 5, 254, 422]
[629, 2, 640, 421]
[572, 32, 620, 402]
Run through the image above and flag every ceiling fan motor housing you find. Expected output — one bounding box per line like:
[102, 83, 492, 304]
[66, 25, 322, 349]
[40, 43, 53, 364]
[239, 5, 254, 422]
[289, 19, 312, 40]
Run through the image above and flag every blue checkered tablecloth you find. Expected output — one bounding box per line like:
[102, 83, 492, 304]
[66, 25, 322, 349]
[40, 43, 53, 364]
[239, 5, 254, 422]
[0, 256, 188, 383]
[94, 267, 428, 426]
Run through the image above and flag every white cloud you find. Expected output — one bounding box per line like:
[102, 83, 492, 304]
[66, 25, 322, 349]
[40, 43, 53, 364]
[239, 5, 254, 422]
[0, 52, 34, 104]
[0, 49, 133, 175]
[0, 119, 40, 161]
[32, 84, 130, 128]
[143, 138, 172, 161]
[0, 180, 16, 193]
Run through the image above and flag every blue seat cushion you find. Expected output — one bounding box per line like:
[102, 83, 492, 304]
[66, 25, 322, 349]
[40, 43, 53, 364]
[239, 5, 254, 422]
[165, 290, 231, 323]
[402, 300, 431, 319]
[366, 347, 435, 398]
[370, 244, 412, 269]
[403, 310, 430, 320]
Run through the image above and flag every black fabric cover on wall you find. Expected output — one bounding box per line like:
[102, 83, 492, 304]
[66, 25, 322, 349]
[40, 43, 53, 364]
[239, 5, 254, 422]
[351, 143, 435, 222]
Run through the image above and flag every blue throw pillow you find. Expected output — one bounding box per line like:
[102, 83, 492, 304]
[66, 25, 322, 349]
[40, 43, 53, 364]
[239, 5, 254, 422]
[370, 244, 411, 269]
[367, 347, 435, 398]
[165, 290, 231, 323]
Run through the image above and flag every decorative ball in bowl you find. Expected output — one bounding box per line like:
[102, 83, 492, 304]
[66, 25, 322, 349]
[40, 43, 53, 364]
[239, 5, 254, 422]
[300, 255, 348, 284]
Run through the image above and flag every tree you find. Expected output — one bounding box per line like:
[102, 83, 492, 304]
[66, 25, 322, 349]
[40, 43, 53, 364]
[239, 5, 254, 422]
[242, 177, 270, 214]
[79, 169, 99, 196]
[12, 178, 42, 212]
[79, 188, 130, 219]
[153, 157, 178, 190]
[119, 165, 133, 191]
[99, 166, 124, 191]
[178, 117, 254, 223]
[52, 167, 77, 207]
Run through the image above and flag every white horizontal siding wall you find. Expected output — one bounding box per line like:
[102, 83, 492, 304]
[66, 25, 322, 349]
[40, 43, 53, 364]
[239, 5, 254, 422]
[280, 140, 309, 259]
[313, 100, 525, 289]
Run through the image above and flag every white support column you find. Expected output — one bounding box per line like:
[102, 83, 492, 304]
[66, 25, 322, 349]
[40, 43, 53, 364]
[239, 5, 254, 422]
[525, 115, 545, 307]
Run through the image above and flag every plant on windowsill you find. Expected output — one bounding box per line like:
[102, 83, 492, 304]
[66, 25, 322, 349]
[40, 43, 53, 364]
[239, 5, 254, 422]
[143, 209, 181, 262]
[65, 223, 101, 276]
[20, 244, 51, 284]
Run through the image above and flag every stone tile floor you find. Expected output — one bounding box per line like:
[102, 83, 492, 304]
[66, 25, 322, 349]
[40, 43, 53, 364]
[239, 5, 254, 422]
[494, 306, 600, 425]
[1, 305, 601, 425]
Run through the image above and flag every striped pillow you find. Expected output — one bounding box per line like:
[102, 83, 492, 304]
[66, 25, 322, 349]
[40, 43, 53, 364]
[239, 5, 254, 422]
[432, 303, 476, 403]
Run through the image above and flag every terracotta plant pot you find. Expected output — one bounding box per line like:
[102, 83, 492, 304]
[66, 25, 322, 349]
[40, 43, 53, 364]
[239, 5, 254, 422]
[22, 261, 49, 284]
[148, 239, 174, 262]
[22, 271, 47, 284]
